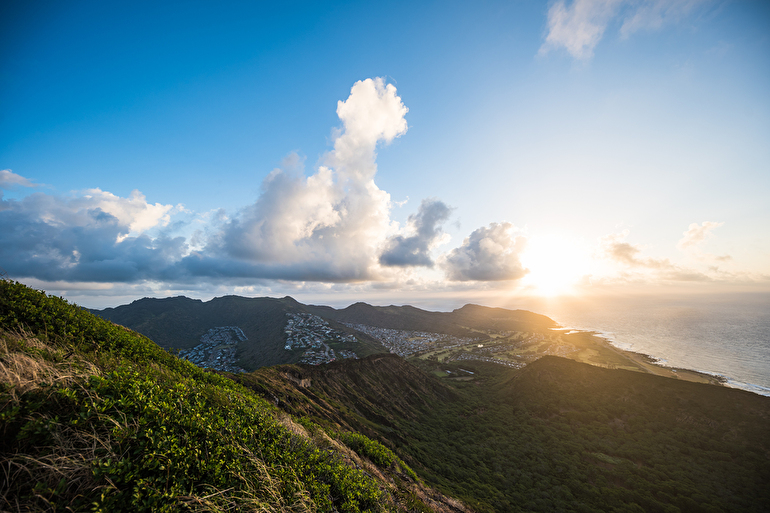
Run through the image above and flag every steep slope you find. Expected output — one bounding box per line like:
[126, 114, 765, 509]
[0, 281, 467, 512]
[238, 354, 457, 439]
[243, 353, 770, 513]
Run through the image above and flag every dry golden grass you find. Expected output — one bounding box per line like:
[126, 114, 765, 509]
[0, 412, 120, 512]
[0, 330, 108, 511]
[0, 329, 99, 400]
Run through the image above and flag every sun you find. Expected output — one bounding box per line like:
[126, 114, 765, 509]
[519, 234, 592, 296]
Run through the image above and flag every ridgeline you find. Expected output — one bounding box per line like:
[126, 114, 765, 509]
[2, 281, 769, 512]
[0, 281, 460, 512]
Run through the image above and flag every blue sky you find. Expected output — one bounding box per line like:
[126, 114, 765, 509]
[2, 0, 769, 309]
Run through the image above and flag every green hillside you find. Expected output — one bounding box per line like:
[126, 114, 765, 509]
[241, 352, 770, 512]
[0, 281, 462, 512]
[4, 281, 769, 512]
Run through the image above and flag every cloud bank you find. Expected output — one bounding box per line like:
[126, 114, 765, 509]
[5, 77, 747, 299]
[0, 186, 182, 283]
[380, 199, 452, 267]
[1, 78, 527, 290]
[443, 223, 528, 281]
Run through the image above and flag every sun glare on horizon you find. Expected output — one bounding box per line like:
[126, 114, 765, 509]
[519, 235, 592, 297]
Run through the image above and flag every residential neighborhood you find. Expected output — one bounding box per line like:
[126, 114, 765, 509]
[284, 312, 360, 365]
[178, 326, 247, 373]
[342, 323, 482, 358]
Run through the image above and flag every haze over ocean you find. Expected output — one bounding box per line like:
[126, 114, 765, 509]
[514, 293, 770, 396]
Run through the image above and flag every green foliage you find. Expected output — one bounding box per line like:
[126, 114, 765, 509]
[390, 358, 770, 512]
[245, 346, 770, 513]
[5, 280, 769, 513]
[0, 281, 391, 512]
[339, 432, 418, 480]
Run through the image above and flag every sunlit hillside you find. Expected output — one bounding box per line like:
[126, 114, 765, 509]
[0, 281, 462, 512]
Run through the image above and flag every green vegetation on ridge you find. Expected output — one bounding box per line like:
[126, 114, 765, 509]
[4, 281, 770, 512]
[242, 350, 770, 512]
[0, 281, 454, 512]
[94, 295, 387, 371]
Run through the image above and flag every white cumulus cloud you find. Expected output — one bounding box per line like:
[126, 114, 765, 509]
[76, 188, 174, 239]
[205, 77, 408, 281]
[442, 222, 528, 281]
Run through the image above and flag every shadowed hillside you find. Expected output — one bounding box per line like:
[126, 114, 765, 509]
[306, 302, 556, 337]
[241, 353, 770, 513]
[238, 354, 457, 440]
[94, 296, 560, 372]
[95, 295, 387, 370]
[307, 303, 475, 336]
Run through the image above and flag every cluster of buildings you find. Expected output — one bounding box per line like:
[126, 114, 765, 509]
[298, 346, 336, 365]
[178, 326, 246, 373]
[342, 323, 481, 358]
[285, 313, 359, 365]
[446, 352, 525, 368]
[475, 343, 516, 355]
[285, 313, 356, 349]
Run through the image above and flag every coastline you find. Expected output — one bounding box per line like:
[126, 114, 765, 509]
[570, 329, 770, 396]
[536, 294, 770, 398]
[548, 325, 752, 390]
[601, 338, 727, 387]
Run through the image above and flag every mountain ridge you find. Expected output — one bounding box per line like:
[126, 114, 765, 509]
[93, 294, 560, 371]
[3, 281, 770, 512]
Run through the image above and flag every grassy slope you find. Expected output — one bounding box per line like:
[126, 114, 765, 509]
[0, 281, 459, 512]
[12, 281, 769, 512]
[242, 353, 770, 513]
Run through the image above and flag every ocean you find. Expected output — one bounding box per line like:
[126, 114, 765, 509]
[510, 292, 770, 396]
